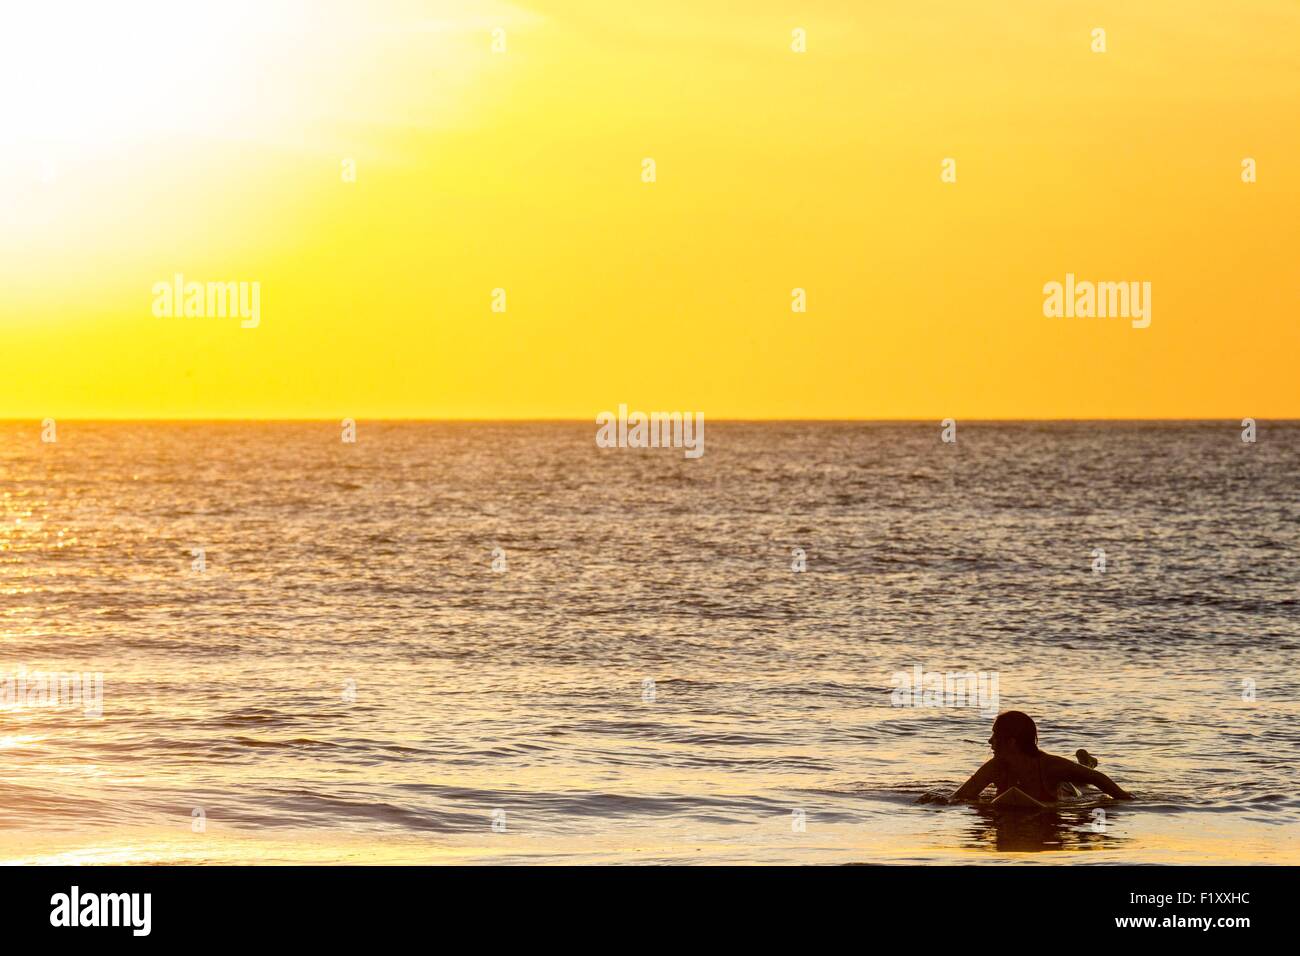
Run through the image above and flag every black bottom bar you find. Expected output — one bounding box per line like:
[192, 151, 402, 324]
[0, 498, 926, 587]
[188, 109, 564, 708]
[1, 864, 1281, 941]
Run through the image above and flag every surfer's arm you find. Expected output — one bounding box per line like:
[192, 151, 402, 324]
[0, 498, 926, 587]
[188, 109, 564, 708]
[952, 759, 998, 800]
[1067, 764, 1134, 799]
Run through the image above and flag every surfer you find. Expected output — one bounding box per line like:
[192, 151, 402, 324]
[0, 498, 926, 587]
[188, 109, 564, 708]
[952, 711, 1134, 803]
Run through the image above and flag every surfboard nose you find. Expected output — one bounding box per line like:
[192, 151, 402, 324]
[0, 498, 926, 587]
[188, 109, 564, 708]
[1075, 748, 1098, 768]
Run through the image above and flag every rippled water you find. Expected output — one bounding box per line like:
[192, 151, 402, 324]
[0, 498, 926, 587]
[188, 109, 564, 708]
[1, 421, 1297, 864]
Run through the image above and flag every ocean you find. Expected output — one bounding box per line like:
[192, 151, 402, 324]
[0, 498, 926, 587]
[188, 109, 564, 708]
[1, 421, 1296, 864]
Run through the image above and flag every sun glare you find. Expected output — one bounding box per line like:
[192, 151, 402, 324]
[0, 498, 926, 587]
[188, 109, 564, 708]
[0, 2, 277, 149]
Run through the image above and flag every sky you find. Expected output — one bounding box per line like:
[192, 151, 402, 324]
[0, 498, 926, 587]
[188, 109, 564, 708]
[0, 0, 1296, 419]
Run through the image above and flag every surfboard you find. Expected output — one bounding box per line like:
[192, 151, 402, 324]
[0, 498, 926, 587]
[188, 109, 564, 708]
[990, 787, 1049, 810]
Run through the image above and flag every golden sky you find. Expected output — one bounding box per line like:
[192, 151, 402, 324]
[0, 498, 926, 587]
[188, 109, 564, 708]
[1, 0, 1296, 419]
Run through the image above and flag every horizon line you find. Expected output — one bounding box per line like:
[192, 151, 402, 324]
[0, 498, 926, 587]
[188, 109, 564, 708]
[3, 416, 1295, 424]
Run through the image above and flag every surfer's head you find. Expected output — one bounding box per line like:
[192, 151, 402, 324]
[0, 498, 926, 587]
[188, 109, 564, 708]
[989, 710, 1040, 756]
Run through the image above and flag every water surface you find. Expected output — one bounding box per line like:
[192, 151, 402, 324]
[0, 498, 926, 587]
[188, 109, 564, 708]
[1, 421, 1296, 864]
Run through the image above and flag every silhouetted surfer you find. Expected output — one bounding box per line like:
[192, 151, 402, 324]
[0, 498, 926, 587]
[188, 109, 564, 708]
[953, 711, 1134, 803]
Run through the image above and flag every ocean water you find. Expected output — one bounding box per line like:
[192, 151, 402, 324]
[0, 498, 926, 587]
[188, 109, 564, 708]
[0, 421, 1296, 865]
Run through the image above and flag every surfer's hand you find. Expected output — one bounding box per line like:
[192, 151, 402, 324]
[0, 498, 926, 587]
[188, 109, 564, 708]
[1071, 763, 1133, 801]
